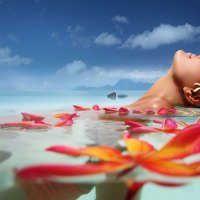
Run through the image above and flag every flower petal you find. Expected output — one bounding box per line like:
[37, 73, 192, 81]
[21, 112, 45, 121]
[54, 119, 73, 127]
[47, 145, 125, 162]
[125, 121, 145, 127]
[129, 127, 158, 133]
[119, 107, 129, 113]
[162, 118, 178, 131]
[0, 121, 32, 129]
[73, 105, 91, 111]
[24, 123, 50, 129]
[139, 159, 199, 176]
[54, 113, 78, 120]
[148, 124, 200, 160]
[16, 162, 130, 180]
[92, 104, 101, 110]
[103, 107, 119, 113]
[125, 138, 155, 155]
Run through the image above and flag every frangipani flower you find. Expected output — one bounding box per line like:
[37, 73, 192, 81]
[16, 124, 200, 200]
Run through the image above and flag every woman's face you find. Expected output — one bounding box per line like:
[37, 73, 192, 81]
[172, 50, 200, 88]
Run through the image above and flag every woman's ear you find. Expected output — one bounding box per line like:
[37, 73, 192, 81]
[183, 86, 200, 106]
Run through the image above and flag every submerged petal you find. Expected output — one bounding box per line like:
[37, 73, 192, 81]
[16, 162, 130, 180]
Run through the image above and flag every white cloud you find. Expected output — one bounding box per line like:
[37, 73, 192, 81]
[66, 25, 92, 47]
[54, 59, 166, 89]
[56, 60, 87, 76]
[0, 47, 32, 66]
[101, 68, 165, 81]
[94, 32, 121, 46]
[112, 15, 129, 24]
[122, 23, 200, 49]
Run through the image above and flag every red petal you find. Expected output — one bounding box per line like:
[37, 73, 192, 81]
[73, 105, 90, 111]
[47, 145, 125, 162]
[149, 124, 200, 160]
[162, 118, 178, 131]
[1, 121, 32, 128]
[21, 112, 45, 121]
[125, 121, 145, 127]
[16, 162, 130, 180]
[92, 104, 101, 110]
[103, 107, 118, 113]
[119, 107, 129, 113]
[24, 123, 50, 129]
[54, 119, 73, 127]
[156, 108, 177, 116]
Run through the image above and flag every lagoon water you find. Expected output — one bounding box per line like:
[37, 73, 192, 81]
[0, 90, 200, 200]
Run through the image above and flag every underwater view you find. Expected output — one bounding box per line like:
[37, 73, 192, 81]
[1, 90, 200, 200]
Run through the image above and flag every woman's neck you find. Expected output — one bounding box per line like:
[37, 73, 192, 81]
[127, 68, 185, 111]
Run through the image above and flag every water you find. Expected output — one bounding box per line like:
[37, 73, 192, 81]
[0, 90, 144, 111]
[0, 90, 200, 200]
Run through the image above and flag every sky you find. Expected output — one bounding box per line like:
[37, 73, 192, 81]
[0, 0, 200, 90]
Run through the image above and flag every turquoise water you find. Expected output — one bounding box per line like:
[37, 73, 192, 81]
[0, 90, 143, 111]
[0, 90, 200, 200]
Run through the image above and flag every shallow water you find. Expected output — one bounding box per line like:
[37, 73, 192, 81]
[1, 90, 200, 200]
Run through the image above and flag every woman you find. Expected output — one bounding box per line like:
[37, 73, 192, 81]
[127, 50, 200, 111]
[99, 50, 200, 121]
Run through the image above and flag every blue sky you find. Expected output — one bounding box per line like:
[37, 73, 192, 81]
[0, 0, 200, 90]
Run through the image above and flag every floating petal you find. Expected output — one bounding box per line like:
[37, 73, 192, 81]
[54, 119, 73, 127]
[129, 126, 158, 133]
[47, 145, 126, 162]
[73, 105, 90, 111]
[119, 107, 129, 113]
[139, 159, 199, 176]
[21, 112, 45, 121]
[125, 138, 155, 155]
[162, 118, 178, 131]
[125, 121, 145, 127]
[92, 104, 101, 110]
[148, 124, 200, 160]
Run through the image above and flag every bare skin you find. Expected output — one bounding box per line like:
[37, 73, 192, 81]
[99, 50, 200, 121]
[127, 50, 200, 111]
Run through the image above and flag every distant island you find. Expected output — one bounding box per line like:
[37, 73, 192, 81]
[73, 79, 152, 90]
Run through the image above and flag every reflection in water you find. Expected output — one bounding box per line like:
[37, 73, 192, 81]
[0, 150, 11, 163]
[20, 180, 142, 200]
[20, 180, 94, 200]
